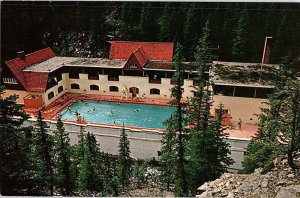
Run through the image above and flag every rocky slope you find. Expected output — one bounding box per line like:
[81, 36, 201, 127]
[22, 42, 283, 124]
[197, 155, 300, 198]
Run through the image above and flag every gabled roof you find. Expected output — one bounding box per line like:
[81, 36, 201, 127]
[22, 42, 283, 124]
[131, 47, 148, 67]
[109, 41, 174, 61]
[5, 48, 55, 92]
[24, 72, 49, 92]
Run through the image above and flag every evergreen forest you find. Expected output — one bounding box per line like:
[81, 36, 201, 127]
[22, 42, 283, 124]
[1, 2, 300, 64]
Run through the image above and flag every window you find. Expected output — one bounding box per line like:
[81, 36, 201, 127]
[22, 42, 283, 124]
[88, 74, 99, 80]
[108, 75, 119, 81]
[109, 86, 119, 92]
[234, 87, 255, 98]
[56, 74, 62, 82]
[213, 85, 234, 96]
[170, 79, 176, 85]
[71, 83, 80, 89]
[149, 78, 161, 84]
[3, 78, 17, 84]
[150, 88, 160, 95]
[58, 85, 64, 93]
[69, 73, 79, 79]
[48, 91, 54, 100]
[90, 85, 99, 91]
[255, 88, 274, 98]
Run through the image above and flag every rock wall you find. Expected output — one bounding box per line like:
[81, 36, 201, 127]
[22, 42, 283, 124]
[197, 154, 300, 198]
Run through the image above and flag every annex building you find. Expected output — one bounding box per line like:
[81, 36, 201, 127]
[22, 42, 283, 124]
[1, 41, 276, 128]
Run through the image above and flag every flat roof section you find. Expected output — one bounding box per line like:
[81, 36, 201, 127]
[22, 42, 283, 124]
[212, 61, 278, 88]
[23, 56, 126, 72]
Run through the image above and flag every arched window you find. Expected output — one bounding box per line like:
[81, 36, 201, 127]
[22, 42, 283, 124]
[48, 91, 54, 100]
[150, 88, 160, 95]
[58, 85, 64, 93]
[90, 85, 99, 91]
[71, 83, 80, 90]
[109, 86, 119, 92]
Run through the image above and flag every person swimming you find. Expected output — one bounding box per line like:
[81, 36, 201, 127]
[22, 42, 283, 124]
[107, 110, 114, 116]
[144, 117, 151, 122]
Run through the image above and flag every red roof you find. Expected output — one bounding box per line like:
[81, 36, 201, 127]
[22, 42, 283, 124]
[109, 41, 174, 61]
[24, 72, 49, 92]
[5, 48, 55, 92]
[132, 47, 148, 67]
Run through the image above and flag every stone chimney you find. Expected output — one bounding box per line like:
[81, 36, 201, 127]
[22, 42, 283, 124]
[17, 51, 25, 60]
[262, 37, 272, 64]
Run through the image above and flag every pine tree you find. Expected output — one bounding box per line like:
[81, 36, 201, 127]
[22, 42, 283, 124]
[163, 42, 188, 196]
[119, 2, 129, 40]
[159, 127, 176, 191]
[139, 2, 159, 41]
[232, 9, 249, 62]
[186, 19, 233, 195]
[173, 43, 188, 197]
[33, 111, 54, 196]
[0, 87, 33, 195]
[242, 57, 300, 172]
[206, 104, 234, 179]
[53, 116, 73, 196]
[133, 160, 147, 188]
[117, 124, 131, 189]
[159, 2, 174, 41]
[77, 125, 86, 161]
[77, 132, 103, 194]
[103, 153, 119, 196]
[183, 3, 198, 60]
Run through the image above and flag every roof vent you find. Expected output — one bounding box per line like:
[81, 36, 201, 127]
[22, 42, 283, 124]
[17, 51, 25, 60]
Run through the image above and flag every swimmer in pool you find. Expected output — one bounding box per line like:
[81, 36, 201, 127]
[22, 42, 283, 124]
[107, 110, 114, 116]
[144, 117, 149, 121]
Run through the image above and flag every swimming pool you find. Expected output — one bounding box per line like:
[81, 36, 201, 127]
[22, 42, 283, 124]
[60, 100, 176, 129]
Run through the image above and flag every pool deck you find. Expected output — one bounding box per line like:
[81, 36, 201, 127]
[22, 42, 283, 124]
[25, 93, 258, 140]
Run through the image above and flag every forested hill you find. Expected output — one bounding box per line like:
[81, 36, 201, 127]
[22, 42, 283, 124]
[1, 2, 300, 64]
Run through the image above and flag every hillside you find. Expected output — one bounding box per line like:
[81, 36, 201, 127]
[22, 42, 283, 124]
[197, 154, 300, 198]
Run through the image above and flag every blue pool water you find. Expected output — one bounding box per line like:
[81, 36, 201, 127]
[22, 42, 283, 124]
[60, 100, 176, 129]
